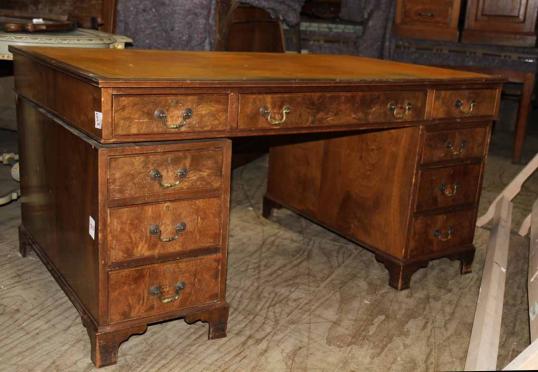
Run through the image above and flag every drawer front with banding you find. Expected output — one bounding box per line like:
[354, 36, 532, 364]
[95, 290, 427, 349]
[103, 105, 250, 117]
[113, 94, 229, 136]
[415, 164, 482, 211]
[409, 209, 476, 257]
[107, 197, 223, 264]
[107, 147, 224, 204]
[421, 126, 488, 164]
[108, 255, 221, 323]
[431, 89, 498, 119]
[238, 91, 427, 129]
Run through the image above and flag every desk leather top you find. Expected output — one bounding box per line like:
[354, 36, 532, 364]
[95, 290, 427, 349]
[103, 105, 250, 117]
[9, 46, 503, 87]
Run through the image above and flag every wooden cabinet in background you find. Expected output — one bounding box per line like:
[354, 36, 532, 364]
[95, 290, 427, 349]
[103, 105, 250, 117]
[463, 0, 538, 46]
[395, 0, 538, 46]
[394, 0, 462, 42]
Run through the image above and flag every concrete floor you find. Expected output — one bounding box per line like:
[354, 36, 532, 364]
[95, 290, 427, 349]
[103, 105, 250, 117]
[0, 125, 536, 371]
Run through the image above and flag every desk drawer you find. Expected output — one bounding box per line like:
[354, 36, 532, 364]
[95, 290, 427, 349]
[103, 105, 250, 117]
[409, 209, 475, 257]
[238, 91, 427, 129]
[108, 255, 221, 323]
[108, 197, 223, 264]
[113, 94, 229, 136]
[421, 126, 488, 163]
[431, 89, 498, 119]
[108, 147, 224, 203]
[401, 0, 454, 27]
[415, 164, 481, 211]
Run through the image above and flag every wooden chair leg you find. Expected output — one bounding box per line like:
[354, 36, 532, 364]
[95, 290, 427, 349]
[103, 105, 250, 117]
[513, 72, 535, 164]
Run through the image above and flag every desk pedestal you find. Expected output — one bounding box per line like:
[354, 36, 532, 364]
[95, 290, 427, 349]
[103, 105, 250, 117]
[264, 123, 490, 289]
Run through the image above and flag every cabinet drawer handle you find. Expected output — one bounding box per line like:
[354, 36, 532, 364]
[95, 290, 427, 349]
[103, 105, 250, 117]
[433, 226, 453, 242]
[418, 11, 434, 18]
[149, 281, 186, 304]
[439, 183, 458, 197]
[445, 140, 467, 156]
[154, 108, 193, 129]
[454, 99, 476, 115]
[149, 168, 188, 188]
[387, 102, 412, 119]
[260, 105, 291, 126]
[149, 222, 187, 242]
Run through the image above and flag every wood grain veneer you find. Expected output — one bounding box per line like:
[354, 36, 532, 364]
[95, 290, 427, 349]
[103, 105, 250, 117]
[108, 255, 221, 323]
[107, 148, 224, 205]
[409, 209, 476, 256]
[113, 94, 230, 136]
[13, 46, 502, 367]
[431, 89, 499, 119]
[107, 198, 223, 264]
[238, 91, 427, 129]
[10, 47, 494, 85]
[421, 125, 488, 163]
[415, 163, 482, 211]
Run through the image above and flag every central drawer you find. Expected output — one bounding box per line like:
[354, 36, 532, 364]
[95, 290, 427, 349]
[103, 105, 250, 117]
[108, 255, 221, 323]
[107, 197, 223, 264]
[238, 91, 427, 129]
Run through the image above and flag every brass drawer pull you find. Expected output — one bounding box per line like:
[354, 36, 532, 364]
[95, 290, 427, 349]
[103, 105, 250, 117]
[149, 168, 188, 188]
[439, 183, 458, 197]
[149, 281, 186, 304]
[154, 108, 193, 129]
[149, 222, 187, 242]
[454, 99, 476, 115]
[445, 140, 467, 156]
[387, 102, 412, 119]
[260, 105, 291, 126]
[433, 226, 453, 242]
[418, 11, 434, 17]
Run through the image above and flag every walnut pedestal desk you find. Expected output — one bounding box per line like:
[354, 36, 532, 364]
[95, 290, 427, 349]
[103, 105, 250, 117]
[10, 46, 502, 367]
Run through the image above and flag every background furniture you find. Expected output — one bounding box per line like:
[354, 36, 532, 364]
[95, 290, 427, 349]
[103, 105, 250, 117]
[0, 29, 130, 210]
[463, 0, 538, 46]
[391, 38, 537, 163]
[394, 0, 538, 46]
[12, 46, 500, 366]
[394, 0, 462, 42]
[217, 3, 284, 52]
[0, 28, 130, 62]
[0, 0, 117, 33]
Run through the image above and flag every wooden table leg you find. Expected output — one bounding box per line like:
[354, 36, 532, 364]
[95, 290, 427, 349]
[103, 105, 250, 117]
[513, 72, 535, 163]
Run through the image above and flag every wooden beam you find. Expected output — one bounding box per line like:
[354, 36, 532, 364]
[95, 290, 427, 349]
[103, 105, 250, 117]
[477, 153, 538, 227]
[504, 339, 538, 370]
[465, 197, 513, 371]
[519, 213, 531, 237]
